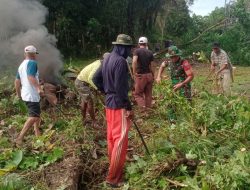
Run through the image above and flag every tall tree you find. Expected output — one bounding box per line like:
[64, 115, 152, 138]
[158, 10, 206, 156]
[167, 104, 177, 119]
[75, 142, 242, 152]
[41, 0, 194, 57]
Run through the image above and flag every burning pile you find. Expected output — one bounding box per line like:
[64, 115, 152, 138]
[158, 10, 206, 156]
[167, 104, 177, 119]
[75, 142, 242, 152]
[41, 81, 77, 109]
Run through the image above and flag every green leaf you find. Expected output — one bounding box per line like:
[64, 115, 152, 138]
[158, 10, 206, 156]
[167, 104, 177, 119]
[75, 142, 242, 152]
[137, 159, 147, 169]
[3, 150, 22, 169]
[45, 147, 64, 164]
[0, 150, 23, 175]
[33, 139, 45, 149]
[126, 164, 138, 175]
[201, 180, 210, 190]
[98, 140, 106, 147]
[10, 150, 23, 166]
[19, 156, 39, 170]
[158, 178, 168, 189]
[185, 151, 197, 159]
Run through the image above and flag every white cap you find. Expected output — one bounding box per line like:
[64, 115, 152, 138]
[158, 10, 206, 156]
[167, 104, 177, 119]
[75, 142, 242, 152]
[24, 45, 38, 54]
[138, 37, 148, 44]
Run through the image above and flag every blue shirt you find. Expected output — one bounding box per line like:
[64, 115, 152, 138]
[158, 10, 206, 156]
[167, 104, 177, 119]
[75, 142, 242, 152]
[101, 47, 131, 110]
[93, 65, 104, 93]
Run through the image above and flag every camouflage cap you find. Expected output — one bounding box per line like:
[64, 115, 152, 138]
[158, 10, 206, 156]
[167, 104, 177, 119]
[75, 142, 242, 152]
[165, 46, 182, 58]
[112, 34, 133, 46]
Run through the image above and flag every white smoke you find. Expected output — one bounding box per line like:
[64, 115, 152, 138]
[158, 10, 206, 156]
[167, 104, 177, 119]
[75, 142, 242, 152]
[0, 0, 63, 84]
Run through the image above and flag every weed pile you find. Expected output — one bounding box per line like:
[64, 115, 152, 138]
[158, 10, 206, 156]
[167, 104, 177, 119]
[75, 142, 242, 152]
[0, 77, 250, 189]
[124, 81, 250, 190]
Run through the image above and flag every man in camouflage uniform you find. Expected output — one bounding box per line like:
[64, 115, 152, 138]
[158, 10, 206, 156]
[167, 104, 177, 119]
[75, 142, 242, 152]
[156, 46, 194, 99]
[156, 46, 194, 122]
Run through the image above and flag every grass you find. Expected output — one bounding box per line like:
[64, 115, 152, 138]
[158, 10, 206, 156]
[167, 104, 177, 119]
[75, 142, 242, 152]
[192, 63, 250, 97]
[1, 59, 250, 189]
[232, 66, 250, 96]
[64, 58, 96, 69]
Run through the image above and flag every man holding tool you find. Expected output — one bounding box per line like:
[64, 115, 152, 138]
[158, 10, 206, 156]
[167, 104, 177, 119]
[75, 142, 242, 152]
[210, 42, 233, 96]
[101, 34, 134, 188]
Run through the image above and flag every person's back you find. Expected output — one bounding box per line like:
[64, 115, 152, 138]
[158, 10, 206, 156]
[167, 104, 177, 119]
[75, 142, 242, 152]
[102, 47, 131, 110]
[77, 60, 101, 89]
[75, 59, 105, 126]
[18, 59, 40, 102]
[132, 36, 154, 109]
[133, 48, 153, 74]
[15, 45, 42, 146]
[102, 34, 133, 188]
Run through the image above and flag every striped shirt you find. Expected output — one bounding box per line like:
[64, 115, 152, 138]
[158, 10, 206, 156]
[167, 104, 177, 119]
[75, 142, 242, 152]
[211, 49, 231, 72]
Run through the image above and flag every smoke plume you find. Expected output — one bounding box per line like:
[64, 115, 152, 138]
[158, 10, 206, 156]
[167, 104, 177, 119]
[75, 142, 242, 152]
[0, 0, 63, 84]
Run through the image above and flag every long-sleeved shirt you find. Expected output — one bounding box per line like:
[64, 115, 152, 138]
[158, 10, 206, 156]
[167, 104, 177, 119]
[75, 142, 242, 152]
[101, 48, 132, 110]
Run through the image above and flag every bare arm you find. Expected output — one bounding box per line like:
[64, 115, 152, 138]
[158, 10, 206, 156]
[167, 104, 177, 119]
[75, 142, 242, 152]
[183, 69, 194, 84]
[210, 60, 215, 71]
[211, 60, 216, 71]
[150, 61, 154, 78]
[210, 52, 216, 71]
[173, 68, 194, 91]
[15, 79, 21, 98]
[217, 63, 227, 74]
[156, 62, 166, 83]
[132, 55, 138, 77]
[28, 76, 42, 94]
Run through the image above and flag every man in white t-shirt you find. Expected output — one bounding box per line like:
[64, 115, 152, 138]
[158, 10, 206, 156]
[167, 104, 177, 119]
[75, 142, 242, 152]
[14, 45, 44, 146]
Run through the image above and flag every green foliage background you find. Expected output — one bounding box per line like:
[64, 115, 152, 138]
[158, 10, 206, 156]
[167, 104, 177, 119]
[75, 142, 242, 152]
[41, 0, 250, 65]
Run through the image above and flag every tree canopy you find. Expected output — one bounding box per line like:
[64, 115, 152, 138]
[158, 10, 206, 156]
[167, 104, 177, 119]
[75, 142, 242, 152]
[42, 0, 250, 65]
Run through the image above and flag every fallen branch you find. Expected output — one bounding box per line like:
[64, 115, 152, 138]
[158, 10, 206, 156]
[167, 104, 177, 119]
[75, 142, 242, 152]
[183, 19, 228, 46]
[165, 177, 188, 187]
[153, 19, 228, 57]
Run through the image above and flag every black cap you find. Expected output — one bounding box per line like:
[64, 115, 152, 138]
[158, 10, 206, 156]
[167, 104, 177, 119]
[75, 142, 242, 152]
[212, 42, 220, 48]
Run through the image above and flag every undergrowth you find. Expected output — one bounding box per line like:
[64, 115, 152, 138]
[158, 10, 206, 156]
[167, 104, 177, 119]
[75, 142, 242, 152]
[123, 80, 250, 190]
[0, 74, 250, 189]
